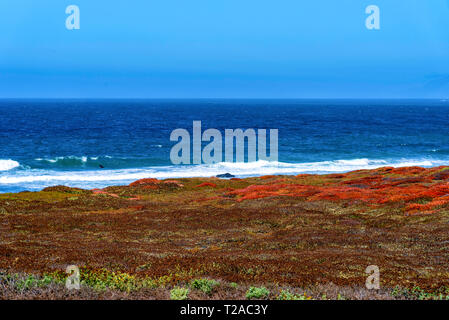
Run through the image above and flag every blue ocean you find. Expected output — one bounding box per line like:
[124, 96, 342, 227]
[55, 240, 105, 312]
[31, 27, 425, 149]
[1, 99, 449, 193]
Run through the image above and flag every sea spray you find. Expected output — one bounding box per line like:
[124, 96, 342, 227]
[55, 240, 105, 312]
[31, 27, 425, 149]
[0, 160, 20, 171]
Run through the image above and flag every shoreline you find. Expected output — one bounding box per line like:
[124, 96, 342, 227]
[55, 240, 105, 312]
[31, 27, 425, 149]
[2, 162, 449, 192]
[1, 163, 449, 194]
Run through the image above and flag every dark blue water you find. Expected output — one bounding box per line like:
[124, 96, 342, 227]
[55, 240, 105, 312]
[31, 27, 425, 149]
[1, 99, 449, 192]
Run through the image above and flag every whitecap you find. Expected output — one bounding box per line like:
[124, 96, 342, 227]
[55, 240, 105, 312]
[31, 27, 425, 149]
[0, 160, 20, 171]
[2, 158, 449, 190]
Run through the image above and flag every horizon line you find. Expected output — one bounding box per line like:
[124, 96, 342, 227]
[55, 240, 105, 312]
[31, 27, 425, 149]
[0, 97, 447, 101]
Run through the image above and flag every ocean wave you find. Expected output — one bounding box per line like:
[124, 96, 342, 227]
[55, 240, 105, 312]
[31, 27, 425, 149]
[1, 158, 449, 187]
[30, 155, 164, 170]
[35, 156, 95, 164]
[33, 155, 122, 169]
[0, 160, 20, 171]
[192, 158, 443, 175]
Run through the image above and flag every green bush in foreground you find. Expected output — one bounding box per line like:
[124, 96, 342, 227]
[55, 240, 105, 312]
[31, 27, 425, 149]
[12, 274, 54, 290]
[391, 285, 449, 300]
[246, 286, 270, 299]
[277, 289, 311, 300]
[190, 278, 219, 295]
[170, 287, 189, 300]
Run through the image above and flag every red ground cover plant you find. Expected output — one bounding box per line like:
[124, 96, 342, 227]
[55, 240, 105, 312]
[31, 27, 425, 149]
[129, 178, 160, 187]
[195, 182, 217, 188]
[225, 166, 449, 214]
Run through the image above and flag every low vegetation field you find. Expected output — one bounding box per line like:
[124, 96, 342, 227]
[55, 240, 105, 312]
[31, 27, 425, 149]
[1, 166, 449, 299]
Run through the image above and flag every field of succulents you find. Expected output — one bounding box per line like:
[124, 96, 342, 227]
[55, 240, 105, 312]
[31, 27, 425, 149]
[1, 165, 449, 299]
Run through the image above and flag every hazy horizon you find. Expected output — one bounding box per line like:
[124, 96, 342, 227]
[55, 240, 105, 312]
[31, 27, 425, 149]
[1, 0, 448, 99]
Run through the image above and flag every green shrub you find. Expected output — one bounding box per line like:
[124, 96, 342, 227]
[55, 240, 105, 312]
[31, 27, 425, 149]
[15, 274, 55, 290]
[49, 267, 145, 292]
[246, 286, 270, 299]
[16, 275, 38, 290]
[190, 278, 219, 295]
[171, 287, 189, 300]
[229, 282, 238, 289]
[39, 275, 54, 287]
[277, 289, 308, 300]
[391, 285, 449, 300]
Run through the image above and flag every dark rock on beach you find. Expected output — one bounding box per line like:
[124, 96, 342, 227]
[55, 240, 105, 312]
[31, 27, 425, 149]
[216, 173, 235, 178]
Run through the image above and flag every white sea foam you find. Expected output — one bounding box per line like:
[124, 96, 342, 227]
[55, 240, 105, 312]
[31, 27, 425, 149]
[1, 158, 448, 188]
[0, 160, 20, 171]
[35, 156, 90, 163]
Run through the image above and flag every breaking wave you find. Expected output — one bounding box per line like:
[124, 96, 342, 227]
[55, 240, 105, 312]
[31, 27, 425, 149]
[1, 157, 449, 192]
[0, 160, 20, 171]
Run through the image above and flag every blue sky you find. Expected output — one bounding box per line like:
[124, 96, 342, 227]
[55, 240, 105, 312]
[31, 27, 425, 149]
[0, 0, 448, 98]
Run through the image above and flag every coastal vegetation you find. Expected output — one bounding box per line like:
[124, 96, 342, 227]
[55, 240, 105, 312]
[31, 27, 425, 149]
[1, 165, 449, 299]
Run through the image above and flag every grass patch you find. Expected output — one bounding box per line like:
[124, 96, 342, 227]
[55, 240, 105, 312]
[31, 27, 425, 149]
[170, 287, 189, 300]
[0, 273, 57, 291]
[391, 286, 449, 300]
[229, 282, 238, 289]
[190, 278, 219, 295]
[48, 267, 161, 292]
[246, 286, 270, 299]
[277, 289, 311, 300]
